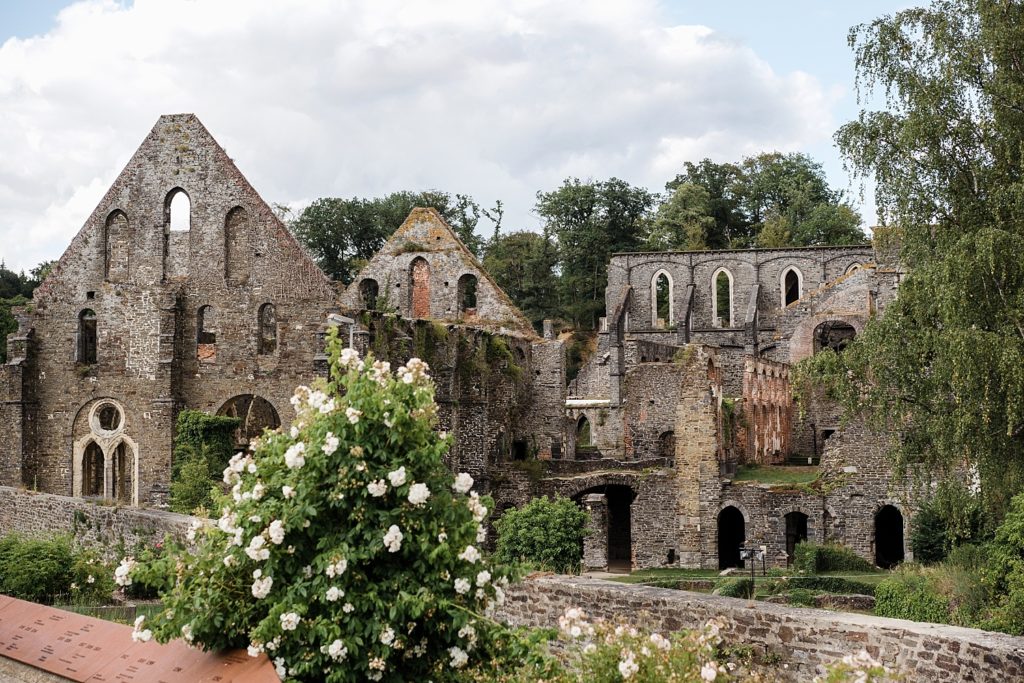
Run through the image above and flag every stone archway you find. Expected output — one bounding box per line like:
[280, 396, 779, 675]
[875, 505, 905, 568]
[217, 395, 281, 448]
[573, 484, 636, 572]
[410, 257, 431, 318]
[784, 511, 809, 565]
[718, 506, 745, 569]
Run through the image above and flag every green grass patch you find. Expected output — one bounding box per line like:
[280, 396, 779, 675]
[732, 465, 819, 485]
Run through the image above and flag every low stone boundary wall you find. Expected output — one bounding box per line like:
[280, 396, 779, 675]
[0, 487, 195, 556]
[498, 575, 1024, 682]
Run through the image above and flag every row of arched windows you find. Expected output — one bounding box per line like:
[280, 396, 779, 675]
[357, 260, 479, 317]
[647, 264, 865, 330]
[104, 190, 252, 284]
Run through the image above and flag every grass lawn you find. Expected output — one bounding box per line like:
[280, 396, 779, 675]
[731, 465, 820, 485]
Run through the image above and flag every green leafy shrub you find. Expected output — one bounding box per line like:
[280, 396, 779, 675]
[169, 444, 217, 514]
[981, 492, 1024, 634]
[793, 542, 874, 573]
[785, 588, 817, 607]
[173, 409, 240, 476]
[121, 334, 516, 682]
[874, 567, 951, 624]
[911, 481, 986, 564]
[494, 496, 588, 573]
[764, 576, 876, 597]
[910, 502, 948, 564]
[0, 535, 114, 605]
[714, 578, 754, 599]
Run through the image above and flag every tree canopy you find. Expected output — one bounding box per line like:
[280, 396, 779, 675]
[796, 0, 1024, 519]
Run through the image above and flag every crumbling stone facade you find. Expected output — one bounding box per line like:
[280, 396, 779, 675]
[0, 114, 915, 575]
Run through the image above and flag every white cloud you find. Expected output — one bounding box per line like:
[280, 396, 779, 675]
[0, 0, 841, 271]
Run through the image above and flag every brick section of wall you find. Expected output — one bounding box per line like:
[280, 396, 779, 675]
[497, 575, 1024, 683]
[740, 356, 792, 464]
[0, 486, 195, 556]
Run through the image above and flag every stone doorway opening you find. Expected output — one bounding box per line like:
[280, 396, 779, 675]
[785, 511, 808, 565]
[875, 505, 905, 568]
[718, 506, 745, 569]
[575, 484, 635, 573]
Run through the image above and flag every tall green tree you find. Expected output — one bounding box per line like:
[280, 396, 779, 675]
[644, 183, 715, 251]
[536, 178, 655, 328]
[797, 0, 1024, 519]
[666, 160, 746, 248]
[483, 230, 559, 330]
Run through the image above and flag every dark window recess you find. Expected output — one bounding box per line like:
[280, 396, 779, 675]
[78, 309, 97, 365]
[512, 440, 528, 461]
[551, 439, 562, 460]
[258, 303, 277, 355]
[359, 279, 379, 310]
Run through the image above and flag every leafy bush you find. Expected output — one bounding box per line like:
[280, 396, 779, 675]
[714, 578, 754, 599]
[793, 542, 874, 573]
[0, 535, 114, 605]
[494, 496, 588, 573]
[874, 567, 951, 624]
[911, 481, 986, 564]
[785, 588, 817, 607]
[169, 445, 217, 514]
[122, 335, 516, 682]
[764, 576, 876, 597]
[981, 492, 1024, 634]
[169, 410, 241, 513]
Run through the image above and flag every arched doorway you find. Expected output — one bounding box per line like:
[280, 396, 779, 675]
[218, 395, 281, 448]
[577, 415, 592, 448]
[718, 506, 745, 569]
[814, 320, 857, 354]
[875, 505, 905, 568]
[784, 511, 809, 565]
[111, 442, 133, 504]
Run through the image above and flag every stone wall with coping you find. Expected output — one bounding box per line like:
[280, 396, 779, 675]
[0, 486, 194, 556]
[497, 575, 1024, 683]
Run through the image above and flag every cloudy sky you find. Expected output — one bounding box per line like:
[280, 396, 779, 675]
[0, 0, 908, 273]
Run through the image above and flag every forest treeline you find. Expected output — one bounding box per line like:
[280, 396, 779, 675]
[286, 151, 867, 331]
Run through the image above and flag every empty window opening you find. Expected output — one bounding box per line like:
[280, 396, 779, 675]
[814, 321, 857, 354]
[783, 267, 802, 306]
[458, 274, 478, 316]
[577, 416, 592, 448]
[718, 506, 745, 569]
[551, 439, 562, 460]
[225, 206, 251, 285]
[821, 428, 836, 442]
[104, 211, 129, 282]
[359, 279, 379, 310]
[652, 270, 672, 329]
[511, 439, 528, 461]
[658, 431, 676, 460]
[606, 486, 634, 571]
[218, 395, 281, 448]
[83, 442, 104, 498]
[258, 303, 277, 355]
[785, 511, 809, 566]
[168, 189, 191, 232]
[667, 549, 676, 565]
[197, 305, 217, 363]
[410, 257, 431, 318]
[98, 404, 121, 432]
[78, 309, 97, 365]
[875, 505, 905, 569]
[713, 269, 733, 327]
[112, 442, 131, 504]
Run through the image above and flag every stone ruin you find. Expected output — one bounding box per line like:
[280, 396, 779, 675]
[0, 114, 921, 572]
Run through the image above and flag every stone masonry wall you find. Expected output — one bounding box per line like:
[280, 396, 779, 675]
[0, 486, 194, 557]
[498, 575, 1024, 682]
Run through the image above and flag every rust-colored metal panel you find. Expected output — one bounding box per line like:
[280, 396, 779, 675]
[0, 598, 130, 681]
[0, 597, 279, 683]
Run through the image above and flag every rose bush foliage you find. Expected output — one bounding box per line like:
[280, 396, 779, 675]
[118, 331, 513, 682]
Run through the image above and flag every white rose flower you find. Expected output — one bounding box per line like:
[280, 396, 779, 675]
[282, 485, 295, 499]
[342, 602, 354, 613]
[387, 466, 407, 487]
[247, 643, 263, 657]
[114, 557, 135, 587]
[476, 570, 491, 586]
[251, 575, 273, 599]
[251, 482, 265, 501]
[380, 626, 395, 646]
[367, 479, 387, 497]
[383, 524, 404, 552]
[345, 406, 362, 423]
[619, 653, 639, 679]
[325, 586, 344, 602]
[322, 433, 340, 455]
[701, 662, 719, 681]
[454, 578, 471, 595]
[268, 520, 286, 545]
[245, 535, 270, 561]
[327, 639, 348, 661]
[458, 545, 481, 563]
[453, 472, 474, 494]
[448, 645, 468, 669]
[407, 482, 430, 506]
[284, 442, 306, 469]
[279, 612, 301, 631]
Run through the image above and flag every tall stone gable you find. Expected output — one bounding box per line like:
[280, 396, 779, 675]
[2, 114, 337, 504]
[340, 208, 536, 336]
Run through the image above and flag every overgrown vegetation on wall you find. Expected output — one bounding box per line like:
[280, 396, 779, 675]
[0, 534, 114, 605]
[169, 410, 239, 514]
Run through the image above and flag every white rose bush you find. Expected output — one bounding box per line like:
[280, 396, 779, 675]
[120, 330, 516, 682]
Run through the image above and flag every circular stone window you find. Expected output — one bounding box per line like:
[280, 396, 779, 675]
[89, 401, 125, 437]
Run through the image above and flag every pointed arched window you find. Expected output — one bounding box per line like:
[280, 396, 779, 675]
[168, 189, 191, 231]
[782, 267, 802, 307]
[651, 270, 673, 329]
[78, 309, 97, 365]
[712, 268, 733, 327]
[258, 303, 277, 355]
